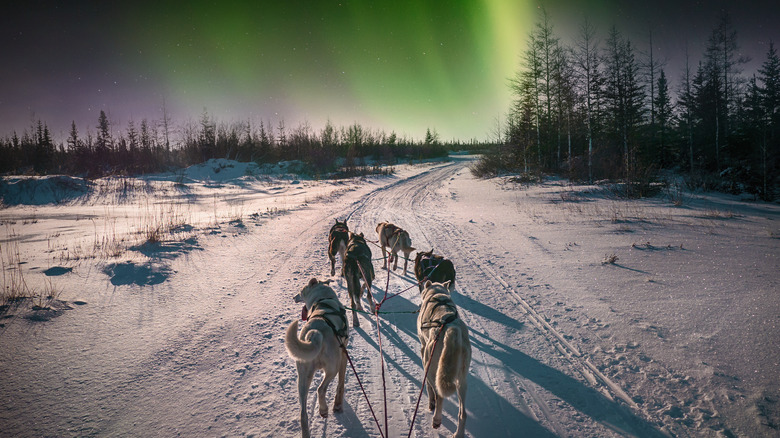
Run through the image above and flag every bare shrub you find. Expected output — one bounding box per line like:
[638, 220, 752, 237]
[1, 238, 33, 308]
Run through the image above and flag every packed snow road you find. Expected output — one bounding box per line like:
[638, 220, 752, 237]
[2, 156, 777, 437]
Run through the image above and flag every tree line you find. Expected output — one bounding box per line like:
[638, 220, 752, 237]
[485, 9, 779, 200]
[0, 109, 465, 178]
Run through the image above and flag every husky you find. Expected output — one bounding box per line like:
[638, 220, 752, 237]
[342, 232, 375, 327]
[328, 219, 349, 276]
[417, 280, 471, 438]
[376, 221, 416, 275]
[285, 278, 349, 438]
[414, 249, 456, 292]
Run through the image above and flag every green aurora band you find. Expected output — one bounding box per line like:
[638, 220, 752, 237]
[124, 0, 537, 140]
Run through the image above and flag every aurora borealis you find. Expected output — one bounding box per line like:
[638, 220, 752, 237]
[2, 0, 778, 141]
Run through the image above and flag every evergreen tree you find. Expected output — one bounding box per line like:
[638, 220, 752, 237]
[678, 50, 697, 173]
[758, 41, 779, 151]
[654, 69, 674, 166]
[573, 17, 602, 181]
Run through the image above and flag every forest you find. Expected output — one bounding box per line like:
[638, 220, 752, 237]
[1, 10, 778, 200]
[0, 110, 456, 179]
[476, 10, 779, 200]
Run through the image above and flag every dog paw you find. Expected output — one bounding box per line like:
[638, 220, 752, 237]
[432, 419, 442, 429]
[333, 404, 343, 413]
[319, 409, 328, 418]
[428, 402, 435, 412]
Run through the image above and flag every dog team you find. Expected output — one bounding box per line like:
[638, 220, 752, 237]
[285, 219, 471, 438]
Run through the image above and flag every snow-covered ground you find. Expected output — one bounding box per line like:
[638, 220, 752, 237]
[1, 156, 778, 437]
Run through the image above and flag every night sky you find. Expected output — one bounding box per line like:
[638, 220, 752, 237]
[1, 0, 778, 142]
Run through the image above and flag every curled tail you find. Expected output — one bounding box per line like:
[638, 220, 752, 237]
[436, 326, 463, 397]
[285, 320, 323, 362]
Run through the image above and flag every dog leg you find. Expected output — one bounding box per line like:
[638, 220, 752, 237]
[297, 363, 315, 438]
[317, 370, 336, 418]
[347, 271, 361, 328]
[421, 344, 436, 412]
[381, 245, 388, 269]
[392, 250, 399, 271]
[454, 379, 468, 438]
[365, 280, 375, 310]
[432, 389, 444, 429]
[351, 299, 360, 328]
[329, 254, 336, 277]
[338, 247, 346, 277]
[402, 252, 409, 275]
[334, 351, 347, 413]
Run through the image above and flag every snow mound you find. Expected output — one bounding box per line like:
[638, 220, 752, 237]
[182, 159, 261, 182]
[181, 158, 308, 183]
[0, 175, 90, 206]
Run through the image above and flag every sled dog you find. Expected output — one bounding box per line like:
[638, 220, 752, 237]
[328, 219, 349, 276]
[285, 278, 349, 438]
[417, 280, 471, 438]
[342, 232, 375, 327]
[414, 249, 456, 292]
[376, 221, 416, 275]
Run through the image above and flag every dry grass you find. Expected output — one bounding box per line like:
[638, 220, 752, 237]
[665, 183, 688, 207]
[2, 236, 64, 312]
[1, 238, 32, 307]
[602, 253, 619, 265]
[139, 201, 191, 244]
[32, 278, 61, 309]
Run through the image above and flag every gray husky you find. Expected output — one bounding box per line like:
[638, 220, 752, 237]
[285, 278, 349, 438]
[342, 232, 375, 327]
[376, 221, 415, 275]
[417, 280, 471, 438]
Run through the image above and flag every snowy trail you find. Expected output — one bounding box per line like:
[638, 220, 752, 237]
[2, 157, 778, 437]
[303, 159, 663, 437]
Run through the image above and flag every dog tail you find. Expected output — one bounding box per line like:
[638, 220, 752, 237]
[285, 320, 324, 362]
[436, 325, 465, 398]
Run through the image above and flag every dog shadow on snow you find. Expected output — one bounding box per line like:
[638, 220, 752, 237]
[333, 282, 665, 438]
[453, 290, 666, 438]
[334, 286, 558, 437]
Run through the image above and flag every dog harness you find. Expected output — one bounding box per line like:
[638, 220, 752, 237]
[306, 298, 349, 340]
[331, 225, 348, 234]
[418, 254, 443, 277]
[419, 295, 459, 329]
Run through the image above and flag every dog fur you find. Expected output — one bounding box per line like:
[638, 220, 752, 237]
[328, 219, 349, 276]
[285, 278, 349, 438]
[414, 249, 456, 292]
[342, 232, 375, 327]
[376, 221, 416, 275]
[417, 280, 471, 438]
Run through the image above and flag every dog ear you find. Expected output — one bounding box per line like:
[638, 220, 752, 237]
[443, 280, 451, 289]
[424, 280, 432, 289]
[359, 232, 364, 237]
[308, 278, 319, 286]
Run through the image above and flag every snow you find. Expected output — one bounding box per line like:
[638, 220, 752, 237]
[1, 156, 778, 437]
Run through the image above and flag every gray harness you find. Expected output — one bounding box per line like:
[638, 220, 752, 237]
[307, 299, 349, 341]
[419, 295, 459, 329]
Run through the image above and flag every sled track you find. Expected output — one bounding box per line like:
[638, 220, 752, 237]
[445, 225, 638, 409]
[392, 161, 663, 436]
[318, 160, 665, 436]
